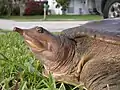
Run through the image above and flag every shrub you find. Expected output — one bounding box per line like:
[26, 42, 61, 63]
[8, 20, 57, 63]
[24, 1, 44, 15]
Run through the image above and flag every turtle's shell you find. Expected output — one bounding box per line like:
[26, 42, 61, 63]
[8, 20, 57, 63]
[62, 18, 120, 45]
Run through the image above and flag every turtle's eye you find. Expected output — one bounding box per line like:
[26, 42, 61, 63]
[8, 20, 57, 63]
[36, 26, 43, 33]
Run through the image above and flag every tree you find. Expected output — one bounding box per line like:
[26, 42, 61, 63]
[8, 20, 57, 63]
[0, 0, 12, 16]
[18, 0, 26, 16]
[0, 0, 26, 16]
[56, 0, 70, 14]
[13, 0, 26, 16]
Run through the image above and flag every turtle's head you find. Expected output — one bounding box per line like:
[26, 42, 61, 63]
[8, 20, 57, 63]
[13, 26, 57, 53]
[13, 26, 76, 80]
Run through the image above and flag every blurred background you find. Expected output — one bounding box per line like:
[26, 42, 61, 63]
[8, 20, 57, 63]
[1, 0, 119, 18]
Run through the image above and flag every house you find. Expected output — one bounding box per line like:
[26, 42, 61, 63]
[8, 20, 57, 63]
[48, 0, 62, 15]
[47, 0, 94, 15]
[67, 0, 89, 15]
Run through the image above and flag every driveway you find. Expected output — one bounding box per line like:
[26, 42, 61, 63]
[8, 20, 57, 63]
[0, 19, 89, 32]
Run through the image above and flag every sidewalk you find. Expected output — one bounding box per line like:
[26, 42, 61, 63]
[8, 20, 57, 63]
[0, 19, 89, 32]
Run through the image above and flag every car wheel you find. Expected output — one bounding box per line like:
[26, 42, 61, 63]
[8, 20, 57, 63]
[103, 0, 120, 19]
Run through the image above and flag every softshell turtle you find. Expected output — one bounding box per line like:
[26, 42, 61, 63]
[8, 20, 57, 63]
[14, 18, 120, 90]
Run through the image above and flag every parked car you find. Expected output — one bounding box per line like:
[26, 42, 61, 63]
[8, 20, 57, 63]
[88, 0, 120, 18]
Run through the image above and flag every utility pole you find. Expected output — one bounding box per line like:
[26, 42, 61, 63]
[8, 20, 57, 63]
[43, 3, 49, 20]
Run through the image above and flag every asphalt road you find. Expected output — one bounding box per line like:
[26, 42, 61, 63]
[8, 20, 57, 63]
[0, 19, 89, 32]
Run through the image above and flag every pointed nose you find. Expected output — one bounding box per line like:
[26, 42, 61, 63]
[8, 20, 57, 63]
[13, 27, 23, 35]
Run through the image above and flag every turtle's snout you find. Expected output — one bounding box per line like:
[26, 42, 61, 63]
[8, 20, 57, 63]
[13, 27, 23, 35]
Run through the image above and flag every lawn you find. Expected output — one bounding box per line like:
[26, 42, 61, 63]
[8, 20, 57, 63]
[0, 31, 84, 90]
[0, 15, 103, 21]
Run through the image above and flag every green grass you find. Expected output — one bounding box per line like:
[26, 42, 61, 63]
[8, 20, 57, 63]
[0, 31, 84, 90]
[0, 15, 103, 21]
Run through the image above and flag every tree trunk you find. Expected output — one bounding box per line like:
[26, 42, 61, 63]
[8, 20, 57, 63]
[7, 0, 12, 16]
[19, 1, 25, 16]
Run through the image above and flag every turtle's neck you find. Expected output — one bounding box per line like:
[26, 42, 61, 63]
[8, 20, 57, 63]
[44, 35, 76, 75]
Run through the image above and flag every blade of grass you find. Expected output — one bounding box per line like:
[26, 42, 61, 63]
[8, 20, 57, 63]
[19, 81, 27, 90]
[0, 52, 9, 60]
[59, 83, 66, 90]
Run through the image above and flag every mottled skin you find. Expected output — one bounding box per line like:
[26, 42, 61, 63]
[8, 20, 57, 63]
[14, 19, 120, 90]
[13, 27, 79, 85]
